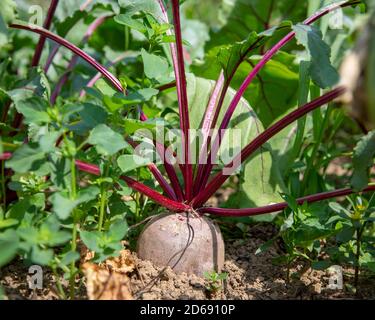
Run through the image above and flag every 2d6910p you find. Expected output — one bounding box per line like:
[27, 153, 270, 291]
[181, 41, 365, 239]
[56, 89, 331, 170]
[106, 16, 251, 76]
[184, 304, 236, 315]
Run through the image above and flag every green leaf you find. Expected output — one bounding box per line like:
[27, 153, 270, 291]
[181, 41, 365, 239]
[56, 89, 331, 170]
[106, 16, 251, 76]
[255, 238, 276, 255]
[181, 18, 210, 60]
[336, 226, 355, 243]
[329, 202, 352, 220]
[107, 220, 128, 241]
[118, 88, 159, 105]
[14, 97, 50, 124]
[94, 79, 117, 96]
[1, 0, 16, 23]
[351, 130, 375, 191]
[118, 0, 162, 18]
[30, 245, 53, 266]
[293, 24, 339, 88]
[216, 21, 292, 81]
[117, 154, 151, 173]
[68, 103, 108, 135]
[88, 124, 127, 156]
[104, 88, 159, 112]
[59, 251, 80, 267]
[114, 14, 147, 33]
[80, 230, 101, 252]
[8, 67, 51, 101]
[141, 49, 169, 81]
[0, 229, 19, 268]
[55, 0, 119, 24]
[0, 219, 18, 229]
[123, 118, 161, 135]
[5, 143, 45, 173]
[312, 260, 332, 270]
[50, 187, 100, 220]
[205, 0, 306, 50]
[0, 15, 9, 49]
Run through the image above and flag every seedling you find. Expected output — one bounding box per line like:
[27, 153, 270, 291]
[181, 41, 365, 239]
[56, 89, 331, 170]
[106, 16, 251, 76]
[204, 270, 228, 294]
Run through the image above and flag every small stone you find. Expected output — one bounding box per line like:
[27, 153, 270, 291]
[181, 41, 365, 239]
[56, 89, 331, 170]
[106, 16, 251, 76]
[189, 277, 205, 288]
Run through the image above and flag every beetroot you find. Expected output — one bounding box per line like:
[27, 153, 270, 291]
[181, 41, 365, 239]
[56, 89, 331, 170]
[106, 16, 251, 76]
[137, 213, 224, 276]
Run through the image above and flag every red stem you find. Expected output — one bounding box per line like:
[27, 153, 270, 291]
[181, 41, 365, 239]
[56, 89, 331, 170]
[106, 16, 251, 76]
[199, 185, 375, 216]
[79, 53, 128, 98]
[171, 0, 193, 201]
[31, 0, 60, 67]
[74, 160, 189, 212]
[44, 44, 60, 73]
[191, 87, 346, 207]
[138, 109, 185, 201]
[12, 0, 59, 130]
[0, 153, 12, 161]
[50, 16, 108, 104]
[193, 71, 225, 195]
[10, 23, 182, 202]
[126, 137, 177, 200]
[10, 23, 124, 93]
[1, 151, 189, 212]
[198, 0, 361, 192]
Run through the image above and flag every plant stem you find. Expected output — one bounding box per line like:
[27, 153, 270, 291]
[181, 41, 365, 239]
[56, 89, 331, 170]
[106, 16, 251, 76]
[10, 23, 124, 93]
[192, 87, 346, 207]
[98, 163, 110, 231]
[301, 103, 333, 193]
[50, 16, 108, 104]
[198, 185, 375, 216]
[354, 224, 365, 290]
[74, 160, 190, 212]
[69, 151, 78, 300]
[286, 260, 291, 284]
[200, 1, 361, 188]
[12, 0, 60, 130]
[31, 0, 60, 67]
[1, 160, 6, 213]
[292, 61, 311, 159]
[52, 265, 66, 300]
[171, 0, 193, 201]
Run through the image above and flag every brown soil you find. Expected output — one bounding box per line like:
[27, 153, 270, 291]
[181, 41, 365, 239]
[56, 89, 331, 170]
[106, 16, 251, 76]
[1, 224, 374, 300]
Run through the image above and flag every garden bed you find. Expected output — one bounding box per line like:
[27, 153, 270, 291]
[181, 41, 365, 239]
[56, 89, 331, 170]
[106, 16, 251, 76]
[1, 223, 374, 300]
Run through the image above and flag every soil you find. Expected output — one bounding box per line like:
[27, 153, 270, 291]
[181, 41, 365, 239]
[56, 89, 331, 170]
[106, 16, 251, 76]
[1, 223, 374, 300]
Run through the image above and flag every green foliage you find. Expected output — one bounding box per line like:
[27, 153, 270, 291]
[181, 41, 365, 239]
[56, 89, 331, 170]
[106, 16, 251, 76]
[293, 24, 339, 88]
[0, 229, 19, 267]
[351, 130, 375, 191]
[80, 219, 128, 262]
[50, 187, 100, 220]
[88, 124, 128, 156]
[117, 154, 151, 173]
[203, 270, 228, 293]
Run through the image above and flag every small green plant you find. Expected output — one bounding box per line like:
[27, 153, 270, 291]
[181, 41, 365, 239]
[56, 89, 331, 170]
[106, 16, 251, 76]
[256, 194, 333, 283]
[323, 195, 375, 290]
[203, 270, 228, 294]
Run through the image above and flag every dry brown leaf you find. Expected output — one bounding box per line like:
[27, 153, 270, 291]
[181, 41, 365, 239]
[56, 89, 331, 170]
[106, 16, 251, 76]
[82, 263, 133, 300]
[103, 249, 135, 274]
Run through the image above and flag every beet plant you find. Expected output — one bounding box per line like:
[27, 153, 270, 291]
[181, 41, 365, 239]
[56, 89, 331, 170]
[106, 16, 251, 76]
[0, 0, 374, 299]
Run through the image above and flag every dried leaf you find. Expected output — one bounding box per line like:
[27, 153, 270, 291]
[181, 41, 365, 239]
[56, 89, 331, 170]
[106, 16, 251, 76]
[82, 263, 133, 300]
